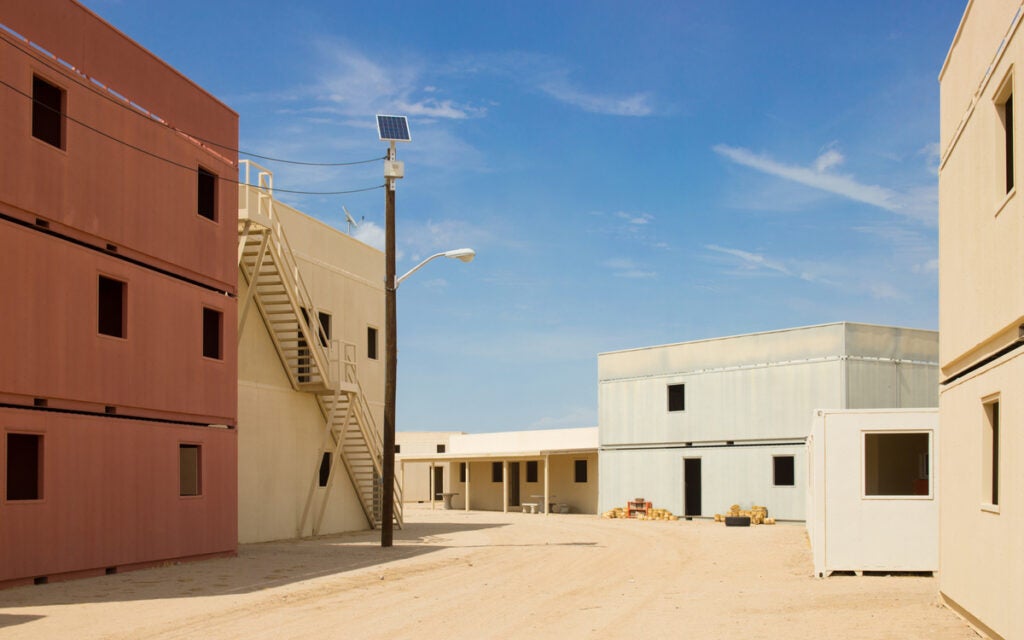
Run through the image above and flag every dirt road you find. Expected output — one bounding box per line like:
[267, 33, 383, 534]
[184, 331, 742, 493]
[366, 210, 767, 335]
[0, 506, 976, 639]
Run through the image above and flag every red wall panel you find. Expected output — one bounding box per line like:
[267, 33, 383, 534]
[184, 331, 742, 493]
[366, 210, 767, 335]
[0, 14, 237, 292]
[0, 221, 237, 425]
[0, 408, 237, 583]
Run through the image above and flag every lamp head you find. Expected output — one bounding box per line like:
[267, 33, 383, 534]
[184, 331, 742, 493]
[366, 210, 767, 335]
[444, 248, 476, 263]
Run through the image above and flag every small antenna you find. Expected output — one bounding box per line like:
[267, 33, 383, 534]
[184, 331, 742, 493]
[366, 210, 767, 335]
[343, 206, 359, 234]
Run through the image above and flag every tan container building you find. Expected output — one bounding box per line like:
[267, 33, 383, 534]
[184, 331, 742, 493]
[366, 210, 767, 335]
[939, 2, 1024, 637]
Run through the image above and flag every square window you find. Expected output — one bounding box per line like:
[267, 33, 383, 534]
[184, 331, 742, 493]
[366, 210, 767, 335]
[318, 452, 331, 487]
[668, 383, 685, 412]
[6, 433, 42, 500]
[574, 459, 588, 483]
[202, 307, 223, 359]
[491, 461, 503, 483]
[197, 167, 217, 221]
[984, 400, 1000, 506]
[368, 326, 379, 360]
[32, 76, 64, 148]
[394, 444, 401, 453]
[459, 462, 466, 482]
[773, 456, 795, 487]
[864, 432, 930, 497]
[98, 276, 126, 338]
[526, 460, 538, 483]
[436, 444, 446, 453]
[179, 444, 201, 497]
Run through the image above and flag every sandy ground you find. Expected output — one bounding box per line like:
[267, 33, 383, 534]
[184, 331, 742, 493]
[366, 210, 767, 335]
[0, 505, 977, 640]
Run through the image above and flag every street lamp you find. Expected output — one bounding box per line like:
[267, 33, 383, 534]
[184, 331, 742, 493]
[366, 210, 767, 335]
[396, 248, 476, 288]
[376, 115, 475, 547]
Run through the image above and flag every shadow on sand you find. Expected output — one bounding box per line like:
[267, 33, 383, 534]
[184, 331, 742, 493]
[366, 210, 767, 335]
[0, 520, 506, 611]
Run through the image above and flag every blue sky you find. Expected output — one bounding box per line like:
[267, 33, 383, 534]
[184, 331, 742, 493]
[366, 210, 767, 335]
[83, 1, 965, 433]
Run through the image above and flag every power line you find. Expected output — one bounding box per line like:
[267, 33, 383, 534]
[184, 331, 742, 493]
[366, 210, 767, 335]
[0, 78, 384, 196]
[0, 27, 384, 168]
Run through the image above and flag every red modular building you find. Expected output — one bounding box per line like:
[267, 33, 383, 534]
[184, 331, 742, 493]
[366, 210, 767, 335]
[0, 0, 238, 587]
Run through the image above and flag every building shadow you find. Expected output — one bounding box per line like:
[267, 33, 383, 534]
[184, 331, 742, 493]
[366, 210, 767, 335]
[0, 614, 45, 629]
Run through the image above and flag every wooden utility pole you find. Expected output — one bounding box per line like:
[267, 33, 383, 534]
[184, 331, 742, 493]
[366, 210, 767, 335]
[381, 144, 397, 548]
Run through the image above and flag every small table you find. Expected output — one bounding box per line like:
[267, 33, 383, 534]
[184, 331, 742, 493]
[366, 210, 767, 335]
[530, 495, 556, 514]
[441, 492, 459, 510]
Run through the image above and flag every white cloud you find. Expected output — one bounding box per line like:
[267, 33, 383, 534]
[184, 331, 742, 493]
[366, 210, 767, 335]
[705, 244, 793, 277]
[352, 220, 386, 251]
[604, 257, 656, 279]
[912, 257, 939, 274]
[615, 211, 654, 225]
[539, 79, 653, 116]
[713, 144, 935, 224]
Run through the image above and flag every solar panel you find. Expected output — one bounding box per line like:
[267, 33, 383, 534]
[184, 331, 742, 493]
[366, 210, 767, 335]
[377, 115, 411, 142]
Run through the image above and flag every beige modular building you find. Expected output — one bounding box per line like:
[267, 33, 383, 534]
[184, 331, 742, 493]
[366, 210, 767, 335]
[806, 409, 939, 578]
[236, 162, 392, 543]
[396, 431, 464, 503]
[598, 323, 938, 521]
[398, 427, 599, 514]
[938, 2, 1024, 637]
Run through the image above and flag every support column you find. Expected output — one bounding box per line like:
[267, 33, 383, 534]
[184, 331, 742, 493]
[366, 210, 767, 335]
[544, 454, 550, 515]
[502, 460, 509, 513]
[430, 462, 435, 511]
[465, 461, 471, 511]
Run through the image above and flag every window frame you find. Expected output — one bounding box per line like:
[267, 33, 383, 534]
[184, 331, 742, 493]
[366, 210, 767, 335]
[667, 383, 686, 412]
[526, 460, 538, 483]
[32, 74, 65, 150]
[5, 431, 44, 502]
[995, 67, 1017, 212]
[367, 326, 379, 360]
[772, 455, 796, 487]
[97, 274, 127, 339]
[574, 459, 588, 483]
[491, 461, 503, 483]
[197, 166, 218, 222]
[982, 396, 1001, 511]
[861, 430, 933, 500]
[179, 443, 202, 498]
[202, 306, 224, 360]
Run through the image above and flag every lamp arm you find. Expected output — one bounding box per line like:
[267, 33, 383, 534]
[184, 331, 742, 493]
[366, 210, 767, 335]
[395, 252, 446, 288]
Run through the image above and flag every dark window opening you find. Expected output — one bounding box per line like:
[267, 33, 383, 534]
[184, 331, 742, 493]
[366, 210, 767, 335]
[318, 452, 331, 487]
[574, 459, 588, 483]
[459, 462, 466, 482]
[526, 460, 538, 483]
[864, 432, 930, 497]
[668, 383, 685, 412]
[436, 444, 446, 453]
[6, 433, 42, 500]
[317, 311, 331, 348]
[32, 76, 64, 148]
[773, 456, 795, 487]
[179, 444, 201, 497]
[368, 326, 379, 360]
[1003, 95, 1015, 194]
[98, 276, 126, 338]
[203, 307, 223, 359]
[394, 444, 400, 453]
[197, 167, 217, 221]
[491, 461, 503, 483]
[985, 401, 1000, 505]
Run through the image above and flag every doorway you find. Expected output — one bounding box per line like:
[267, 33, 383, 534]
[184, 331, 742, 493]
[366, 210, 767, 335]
[432, 466, 443, 501]
[508, 462, 521, 507]
[684, 458, 702, 517]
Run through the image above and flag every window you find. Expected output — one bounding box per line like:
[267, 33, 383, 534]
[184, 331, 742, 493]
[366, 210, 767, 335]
[773, 456, 795, 487]
[526, 460, 538, 483]
[436, 444, 446, 453]
[32, 75, 64, 148]
[394, 444, 400, 453]
[317, 311, 331, 348]
[318, 452, 331, 487]
[668, 383, 685, 412]
[491, 461, 503, 482]
[197, 167, 217, 221]
[202, 307, 223, 359]
[179, 444, 201, 497]
[574, 459, 588, 483]
[98, 276, 126, 338]
[864, 432, 930, 497]
[1001, 93, 1015, 194]
[459, 462, 466, 482]
[6, 433, 42, 501]
[368, 326, 379, 360]
[984, 400, 1000, 506]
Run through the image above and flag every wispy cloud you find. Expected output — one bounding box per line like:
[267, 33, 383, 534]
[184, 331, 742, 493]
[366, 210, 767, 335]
[713, 144, 936, 224]
[604, 257, 656, 279]
[539, 77, 653, 116]
[615, 211, 654, 225]
[705, 244, 795, 278]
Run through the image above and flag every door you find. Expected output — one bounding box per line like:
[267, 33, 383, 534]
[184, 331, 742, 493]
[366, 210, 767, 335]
[684, 458, 702, 517]
[432, 466, 444, 500]
[508, 462, 521, 507]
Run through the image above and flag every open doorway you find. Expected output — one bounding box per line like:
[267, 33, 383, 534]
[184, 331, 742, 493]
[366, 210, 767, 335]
[432, 466, 443, 501]
[508, 462, 521, 507]
[684, 458, 702, 517]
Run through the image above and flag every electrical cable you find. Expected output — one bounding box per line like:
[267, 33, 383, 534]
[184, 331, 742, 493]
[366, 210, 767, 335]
[0, 77, 384, 196]
[0, 27, 385, 168]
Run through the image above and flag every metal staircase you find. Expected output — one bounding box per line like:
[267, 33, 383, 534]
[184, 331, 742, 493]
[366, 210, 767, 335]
[237, 159, 402, 534]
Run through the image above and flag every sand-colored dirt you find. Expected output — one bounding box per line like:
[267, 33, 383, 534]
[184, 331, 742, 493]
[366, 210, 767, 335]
[0, 505, 976, 639]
